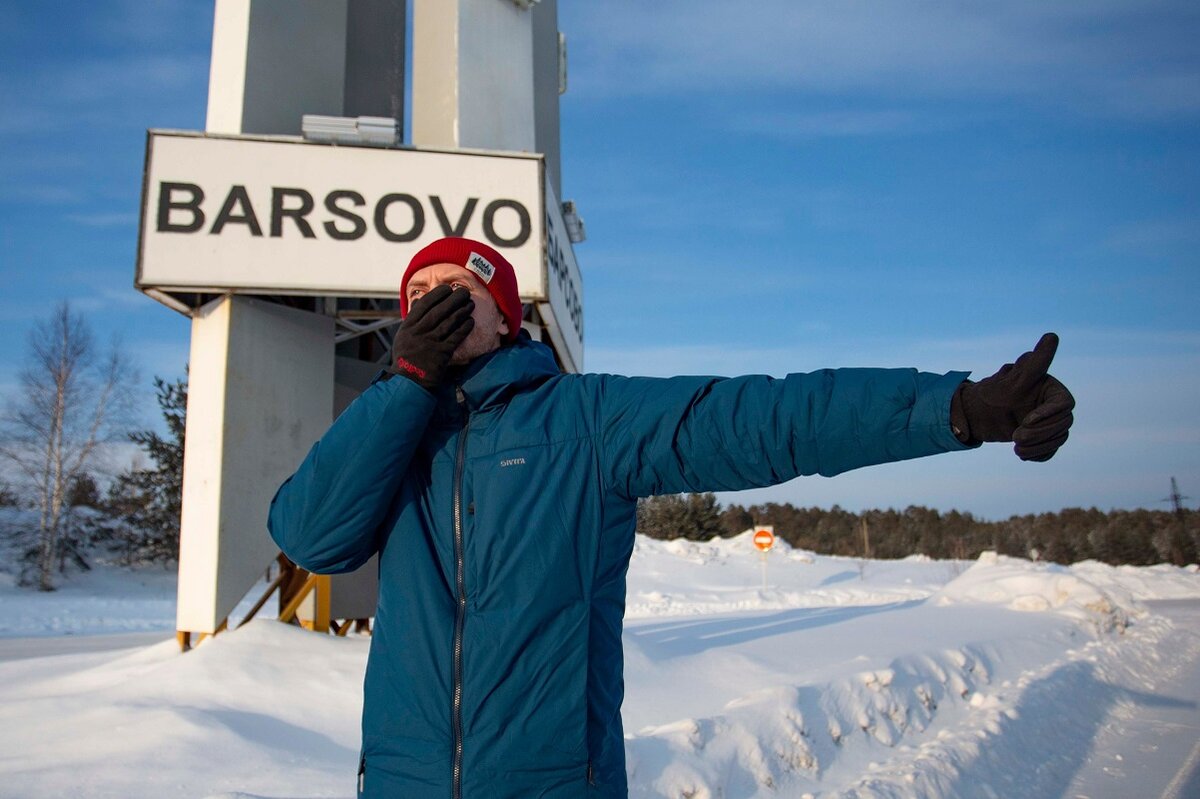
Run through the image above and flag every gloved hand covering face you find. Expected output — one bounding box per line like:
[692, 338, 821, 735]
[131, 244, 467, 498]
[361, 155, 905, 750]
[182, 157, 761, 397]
[388, 284, 475, 391]
[950, 332, 1076, 462]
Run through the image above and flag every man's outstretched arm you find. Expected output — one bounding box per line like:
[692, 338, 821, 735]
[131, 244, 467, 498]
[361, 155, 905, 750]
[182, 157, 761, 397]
[596, 333, 1074, 499]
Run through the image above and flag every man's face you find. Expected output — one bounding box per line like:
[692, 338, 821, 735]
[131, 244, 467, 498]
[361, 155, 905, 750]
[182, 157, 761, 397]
[406, 262, 510, 365]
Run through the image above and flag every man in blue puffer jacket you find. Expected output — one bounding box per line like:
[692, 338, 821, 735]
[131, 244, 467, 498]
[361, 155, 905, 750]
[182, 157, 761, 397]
[268, 237, 1074, 798]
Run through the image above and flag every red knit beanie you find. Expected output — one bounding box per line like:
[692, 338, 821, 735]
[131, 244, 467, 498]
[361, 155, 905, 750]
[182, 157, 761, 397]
[399, 237, 522, 343]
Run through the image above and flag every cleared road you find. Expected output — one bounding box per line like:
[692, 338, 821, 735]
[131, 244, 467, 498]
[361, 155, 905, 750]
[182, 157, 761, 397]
[1065, 599, 1200, 799]
[0, 630, 172, 662]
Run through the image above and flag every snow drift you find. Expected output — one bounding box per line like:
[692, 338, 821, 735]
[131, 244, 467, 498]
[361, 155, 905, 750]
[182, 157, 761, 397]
[1, 534, 1197, 799]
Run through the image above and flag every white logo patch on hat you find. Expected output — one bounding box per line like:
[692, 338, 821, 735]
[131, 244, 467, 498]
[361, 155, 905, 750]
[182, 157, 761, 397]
[466, 252, 495, 284]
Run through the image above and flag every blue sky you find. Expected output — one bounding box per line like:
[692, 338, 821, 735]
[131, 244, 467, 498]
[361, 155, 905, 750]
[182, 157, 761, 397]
[1, 1, 1197, 518]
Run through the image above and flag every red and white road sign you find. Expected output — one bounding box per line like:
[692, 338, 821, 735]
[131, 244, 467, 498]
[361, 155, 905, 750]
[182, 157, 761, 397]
[753, 528, 774, 552]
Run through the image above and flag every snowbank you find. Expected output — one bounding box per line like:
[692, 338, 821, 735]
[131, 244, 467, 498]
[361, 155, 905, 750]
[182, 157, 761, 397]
[1, 536, 1198, 798]
[0, 621, 366, 799]
[626, 531, 960, 619]
[932, 552, 1140, 633]
[1070, 558, 1200, 601]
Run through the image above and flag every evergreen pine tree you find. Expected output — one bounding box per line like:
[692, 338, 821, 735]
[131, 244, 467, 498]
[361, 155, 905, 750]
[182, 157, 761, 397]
[636, 493, 723, 540]
[101, 375, 186, 565]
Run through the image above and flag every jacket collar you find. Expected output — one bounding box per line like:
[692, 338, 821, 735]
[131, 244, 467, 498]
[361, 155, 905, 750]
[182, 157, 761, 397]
[437, 331, 561, 414]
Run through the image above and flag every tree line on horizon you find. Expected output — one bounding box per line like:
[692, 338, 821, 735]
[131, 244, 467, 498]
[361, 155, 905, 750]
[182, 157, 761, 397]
[637, 493, 1199, 567]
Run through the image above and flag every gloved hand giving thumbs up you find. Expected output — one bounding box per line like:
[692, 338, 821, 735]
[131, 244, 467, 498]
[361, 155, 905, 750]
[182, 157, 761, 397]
[950, 333, 1075, 462]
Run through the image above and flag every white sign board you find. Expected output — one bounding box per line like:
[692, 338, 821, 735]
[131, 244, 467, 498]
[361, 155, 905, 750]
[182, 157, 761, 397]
[137, 131, 583, 369]
[541, 180, 584, 373]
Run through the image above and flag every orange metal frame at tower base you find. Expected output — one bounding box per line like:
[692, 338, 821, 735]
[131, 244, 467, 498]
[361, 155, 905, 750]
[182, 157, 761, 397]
[176, 556, 369, 651]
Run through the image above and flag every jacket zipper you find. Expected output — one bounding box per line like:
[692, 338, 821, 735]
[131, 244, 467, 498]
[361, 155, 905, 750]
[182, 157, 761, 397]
[451, 386, 469, 799]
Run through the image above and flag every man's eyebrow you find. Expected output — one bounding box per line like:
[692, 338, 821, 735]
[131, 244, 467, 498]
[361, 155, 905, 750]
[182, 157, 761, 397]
[407, 278, 429, 289]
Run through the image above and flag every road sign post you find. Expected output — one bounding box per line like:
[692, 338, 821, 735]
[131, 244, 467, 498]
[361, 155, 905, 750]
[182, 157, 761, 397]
[752, 526, 775, 590]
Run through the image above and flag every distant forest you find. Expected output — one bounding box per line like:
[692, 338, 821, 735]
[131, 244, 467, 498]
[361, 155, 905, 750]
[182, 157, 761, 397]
[636, 494, 1200, 567]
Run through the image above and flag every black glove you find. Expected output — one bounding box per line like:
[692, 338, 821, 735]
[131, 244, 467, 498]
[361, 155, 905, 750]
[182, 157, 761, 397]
[388, 284, 474, 391]
[950, 332, 1075, 462]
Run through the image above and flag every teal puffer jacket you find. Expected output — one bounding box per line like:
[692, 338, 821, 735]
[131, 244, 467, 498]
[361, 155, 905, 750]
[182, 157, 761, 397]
[268, 334, 970, 798]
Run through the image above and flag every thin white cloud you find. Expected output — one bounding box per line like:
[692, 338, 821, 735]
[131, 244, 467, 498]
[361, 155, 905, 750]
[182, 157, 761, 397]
[589, 327, 1200, 376]
[0, 0, 211, 138]
[99, 0, 214, 50]
[0, 151, 87, 180]
[66, 211, 137, 226]
[68, 288, 151, 315]
[1102, 216, 1200, 254]
[0, 52, 209, 136]
[54, 55, 207, 104]
[124, 336, 190, 389]
[566, 0, 1200, 121]
[65, 212, 138, 228]
[21, 185, 84, 205]
[0, 107, 56, 136]
[727, 109, 945, 140]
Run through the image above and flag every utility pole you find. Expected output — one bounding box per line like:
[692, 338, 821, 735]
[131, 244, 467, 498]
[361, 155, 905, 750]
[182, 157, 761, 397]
[1160, 477, 1196, 566]
[1165, 477, 1189, 518]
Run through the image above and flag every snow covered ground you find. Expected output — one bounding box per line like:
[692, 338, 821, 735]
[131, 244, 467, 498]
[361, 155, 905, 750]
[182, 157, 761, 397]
[1, 533, 1198, 798]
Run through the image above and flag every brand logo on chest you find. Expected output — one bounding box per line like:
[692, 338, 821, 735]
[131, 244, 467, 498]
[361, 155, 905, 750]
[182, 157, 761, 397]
[499, 457, 526, 468]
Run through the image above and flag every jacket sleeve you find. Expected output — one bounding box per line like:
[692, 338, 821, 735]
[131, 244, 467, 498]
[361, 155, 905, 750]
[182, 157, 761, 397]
[267, 376, 437, 573]
[595, 368, 974, 500]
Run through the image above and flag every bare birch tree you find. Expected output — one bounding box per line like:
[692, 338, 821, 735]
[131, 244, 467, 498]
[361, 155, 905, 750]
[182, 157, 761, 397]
[0, 302, 135, 590]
